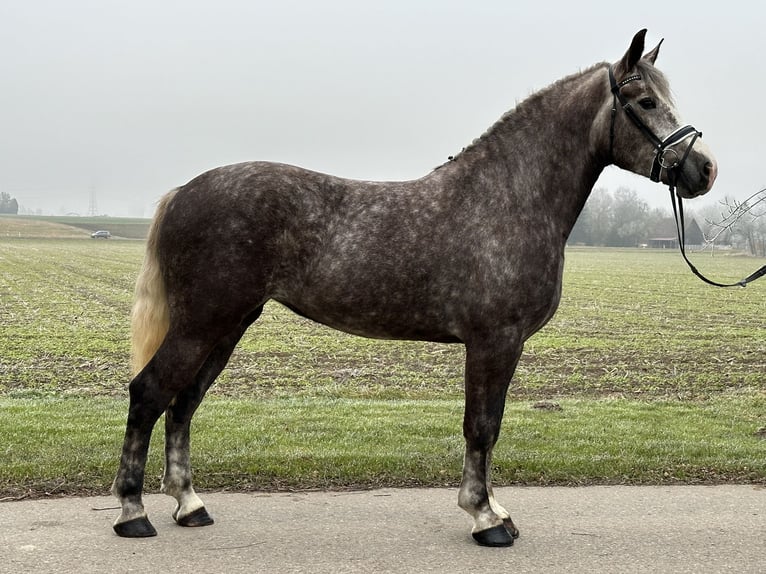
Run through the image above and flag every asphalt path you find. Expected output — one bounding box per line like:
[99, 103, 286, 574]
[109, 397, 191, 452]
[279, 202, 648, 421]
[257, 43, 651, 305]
[2, 485, 764, 573]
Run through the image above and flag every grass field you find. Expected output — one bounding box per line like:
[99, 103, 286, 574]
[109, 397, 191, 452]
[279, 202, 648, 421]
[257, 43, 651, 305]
[1, 236, 765, 497]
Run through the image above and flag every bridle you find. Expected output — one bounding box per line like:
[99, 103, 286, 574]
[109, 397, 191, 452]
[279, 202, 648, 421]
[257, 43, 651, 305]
[608, 65, 701, 187]
[608, 65, 766, 288]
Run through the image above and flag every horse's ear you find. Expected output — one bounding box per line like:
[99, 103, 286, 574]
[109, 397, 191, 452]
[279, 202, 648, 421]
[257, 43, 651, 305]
[618, 29, 648, 73]
[643, 38, 664, 65]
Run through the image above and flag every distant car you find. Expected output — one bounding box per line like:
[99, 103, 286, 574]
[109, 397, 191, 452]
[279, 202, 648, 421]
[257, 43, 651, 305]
[91, 230, 111, 239]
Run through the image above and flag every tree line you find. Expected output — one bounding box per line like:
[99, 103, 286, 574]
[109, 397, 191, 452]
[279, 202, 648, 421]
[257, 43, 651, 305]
[568, 187, 672, 247]
[569, 187, 766, 256]
[0, 192, 19, 214]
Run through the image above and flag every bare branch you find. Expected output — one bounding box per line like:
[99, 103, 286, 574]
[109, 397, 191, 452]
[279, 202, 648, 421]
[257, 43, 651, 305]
[704, 188, 766, 245]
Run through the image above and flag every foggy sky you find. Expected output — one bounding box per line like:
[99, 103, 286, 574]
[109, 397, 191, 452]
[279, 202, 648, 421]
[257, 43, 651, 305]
[1, 1, 762, 217]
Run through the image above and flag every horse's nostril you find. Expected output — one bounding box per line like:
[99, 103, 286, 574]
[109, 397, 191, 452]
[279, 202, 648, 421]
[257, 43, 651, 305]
[703, 160, 718, 191]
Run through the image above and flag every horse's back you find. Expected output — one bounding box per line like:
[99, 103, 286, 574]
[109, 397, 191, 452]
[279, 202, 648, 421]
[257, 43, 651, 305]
[152, 162, 460, 336]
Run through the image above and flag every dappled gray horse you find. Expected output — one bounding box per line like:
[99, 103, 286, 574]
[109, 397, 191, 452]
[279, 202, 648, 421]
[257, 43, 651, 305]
[112, 30, 717, 546]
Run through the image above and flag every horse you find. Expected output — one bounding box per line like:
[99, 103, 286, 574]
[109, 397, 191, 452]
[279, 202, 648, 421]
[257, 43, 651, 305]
[112, 29, 717, 547]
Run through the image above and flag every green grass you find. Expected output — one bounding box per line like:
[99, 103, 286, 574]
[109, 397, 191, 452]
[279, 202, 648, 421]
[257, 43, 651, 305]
[2, 396, 764, 498]
[0, 240, 138, 397]
[1, 238, 765, 497]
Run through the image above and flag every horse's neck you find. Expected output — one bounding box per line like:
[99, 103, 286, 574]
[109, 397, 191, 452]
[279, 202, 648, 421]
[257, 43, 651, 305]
[443, 64, 609, 234]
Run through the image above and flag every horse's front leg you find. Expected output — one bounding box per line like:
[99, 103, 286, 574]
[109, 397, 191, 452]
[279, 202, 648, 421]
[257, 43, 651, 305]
[458, 338, 522, 547]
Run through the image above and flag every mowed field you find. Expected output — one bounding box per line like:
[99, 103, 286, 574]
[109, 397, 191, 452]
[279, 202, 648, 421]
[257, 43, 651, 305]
[0, 214, 150, 240]
[1, 233, 765, 496]
[1, 238, 764, 400]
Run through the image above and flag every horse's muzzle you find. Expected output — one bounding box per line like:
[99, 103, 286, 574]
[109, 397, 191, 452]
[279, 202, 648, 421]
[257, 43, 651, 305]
[671, 142, 717, 199]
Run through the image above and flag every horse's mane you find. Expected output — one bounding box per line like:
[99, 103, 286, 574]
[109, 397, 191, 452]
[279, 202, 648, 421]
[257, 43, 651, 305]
[437, 58, 672, 170]
[437, 63, 607, 168]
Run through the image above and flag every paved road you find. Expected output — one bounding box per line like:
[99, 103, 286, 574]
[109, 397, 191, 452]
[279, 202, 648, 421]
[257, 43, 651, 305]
[2, 485, 764, 573]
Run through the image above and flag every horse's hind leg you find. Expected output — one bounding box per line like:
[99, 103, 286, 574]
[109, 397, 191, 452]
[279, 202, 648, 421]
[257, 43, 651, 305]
[458, 337, 523, 547]
[161, 307, 263, 528]
[112, 328, 235, 537]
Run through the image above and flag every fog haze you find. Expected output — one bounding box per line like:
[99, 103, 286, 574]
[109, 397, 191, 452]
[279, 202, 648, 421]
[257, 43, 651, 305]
[1, 1, 761, 217]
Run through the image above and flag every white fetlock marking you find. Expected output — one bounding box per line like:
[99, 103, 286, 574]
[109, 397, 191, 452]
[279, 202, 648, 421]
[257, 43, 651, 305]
[459, 487, 503, 533]
[161, 459, 205, 520]
[459, 447, 508, 533]
[487, 486, 510, 522]
[471, 507, 505, 533]
[113, 501, 147, 525]
[169, 489, 205, 521]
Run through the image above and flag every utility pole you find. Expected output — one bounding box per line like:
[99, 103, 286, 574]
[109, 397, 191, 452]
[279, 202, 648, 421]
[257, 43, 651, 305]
[88, 186, 98, 216]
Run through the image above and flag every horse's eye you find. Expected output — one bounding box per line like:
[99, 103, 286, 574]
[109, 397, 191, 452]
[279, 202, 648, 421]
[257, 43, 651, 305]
[638, 97, 657, 110]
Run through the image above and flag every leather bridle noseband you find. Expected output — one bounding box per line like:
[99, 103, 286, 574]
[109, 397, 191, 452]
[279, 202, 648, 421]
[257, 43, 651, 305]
[608, 65, 766, 287]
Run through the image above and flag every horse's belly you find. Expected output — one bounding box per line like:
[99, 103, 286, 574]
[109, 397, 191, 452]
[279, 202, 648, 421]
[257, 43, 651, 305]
[275, 263, 561, 345]
[275, 291, 462, 343]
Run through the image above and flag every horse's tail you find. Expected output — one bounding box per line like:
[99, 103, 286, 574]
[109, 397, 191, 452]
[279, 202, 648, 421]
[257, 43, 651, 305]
[130, 189, 178, 375]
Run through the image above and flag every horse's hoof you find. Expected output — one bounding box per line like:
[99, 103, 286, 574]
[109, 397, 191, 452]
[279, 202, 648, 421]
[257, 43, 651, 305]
[504, 518, 520, 539]
[175, 506, 214, 527]
[472, 524, 515, 547]
[113, 517, 157, 538]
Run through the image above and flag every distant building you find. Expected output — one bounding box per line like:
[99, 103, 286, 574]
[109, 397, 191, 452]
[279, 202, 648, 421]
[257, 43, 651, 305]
[646, 217, 704, 249]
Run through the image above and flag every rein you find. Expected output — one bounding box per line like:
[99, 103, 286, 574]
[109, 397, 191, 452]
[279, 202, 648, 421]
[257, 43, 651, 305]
[608, 65, 766, 288]
[669, 189, 766, 287]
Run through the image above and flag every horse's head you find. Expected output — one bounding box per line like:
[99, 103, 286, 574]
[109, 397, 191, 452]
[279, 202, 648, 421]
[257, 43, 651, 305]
[608, 29, 717, 199]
